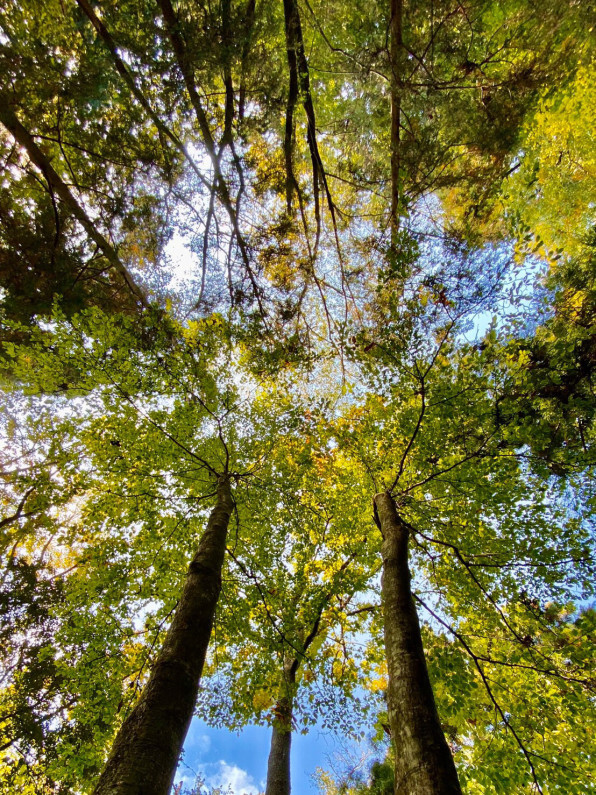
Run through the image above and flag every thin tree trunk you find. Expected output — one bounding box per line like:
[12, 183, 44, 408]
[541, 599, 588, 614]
[238, 0, 256, 123]
[94, 476, 233, 795]
[374, 491, 462, 795]
[265, 660, 296, 795]
[264, 582, 332, 795]
[265, 694, 293, 795]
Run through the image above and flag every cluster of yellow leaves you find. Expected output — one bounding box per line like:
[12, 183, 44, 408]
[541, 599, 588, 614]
[505, 62, 596, 261]
[182, 314, 224, 347]
[252, 689, 274, 711]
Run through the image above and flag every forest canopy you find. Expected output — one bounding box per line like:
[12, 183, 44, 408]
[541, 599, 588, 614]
[1, 0, 595, 793]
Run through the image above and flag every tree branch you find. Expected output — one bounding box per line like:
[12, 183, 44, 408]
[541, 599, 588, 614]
[0, 98, 148, 307]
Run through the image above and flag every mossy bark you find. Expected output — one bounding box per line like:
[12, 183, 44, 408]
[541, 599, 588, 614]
[94, 476, 233, 795]
[374, 491, 462, 795]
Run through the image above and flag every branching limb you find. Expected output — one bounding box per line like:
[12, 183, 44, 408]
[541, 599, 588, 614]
[75, 0, 213, 192]
[157, 0, 264, 312]
[0, 98, 148, 307]
[0, 488, 36, 530]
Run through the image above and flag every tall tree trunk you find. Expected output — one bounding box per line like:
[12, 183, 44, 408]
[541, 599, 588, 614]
[374, 492, 462, 795]
[94, 476, 233, 795]
[265, 694, 293, 795]
[265, 660, 296, 795]
[264, 584, 330, 795]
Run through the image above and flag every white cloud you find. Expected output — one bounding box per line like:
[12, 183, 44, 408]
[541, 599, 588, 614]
[206, 760, 262, 795]
[185, 730, 212, 756]
[174, 729, 212, 792]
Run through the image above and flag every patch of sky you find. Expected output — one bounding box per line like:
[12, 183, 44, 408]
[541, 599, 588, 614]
[411, 194, 553, 344]
[175, 717, 383, 795]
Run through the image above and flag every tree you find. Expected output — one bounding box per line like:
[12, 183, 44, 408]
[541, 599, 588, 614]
[355, 317, 596, 789]
[0, 310, 250, 792]
[1, 1, 595, 794]
[195, 408, 376, 794]
[2, 303, 596, 793]
[2, 0, 589, 324]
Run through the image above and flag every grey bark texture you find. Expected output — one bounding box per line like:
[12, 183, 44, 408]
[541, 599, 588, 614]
[374, 491, 462, 795]
[265, 659, 296, 795]
[93, 476, 233, 795]
[265, 694, 293, 795]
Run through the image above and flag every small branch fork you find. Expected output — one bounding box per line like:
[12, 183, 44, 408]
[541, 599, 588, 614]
[226, 529, 367, 683]
[0, 487, 36, 530]
[281, 0, 351, 313]
[410, 522, 591, 678]
[156, 0, 265, 314]
[388, 321, 457, 496]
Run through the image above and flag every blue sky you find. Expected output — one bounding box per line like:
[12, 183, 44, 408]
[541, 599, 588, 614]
[174, 717, 360, 794]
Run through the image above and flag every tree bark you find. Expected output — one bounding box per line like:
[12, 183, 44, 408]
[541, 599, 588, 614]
[374, 492, 462, 795]
[265, 660, 296, 795]
[265, 694, 293, 795]
[264, 583, 331, 795]
[93, 476, 233, 795]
